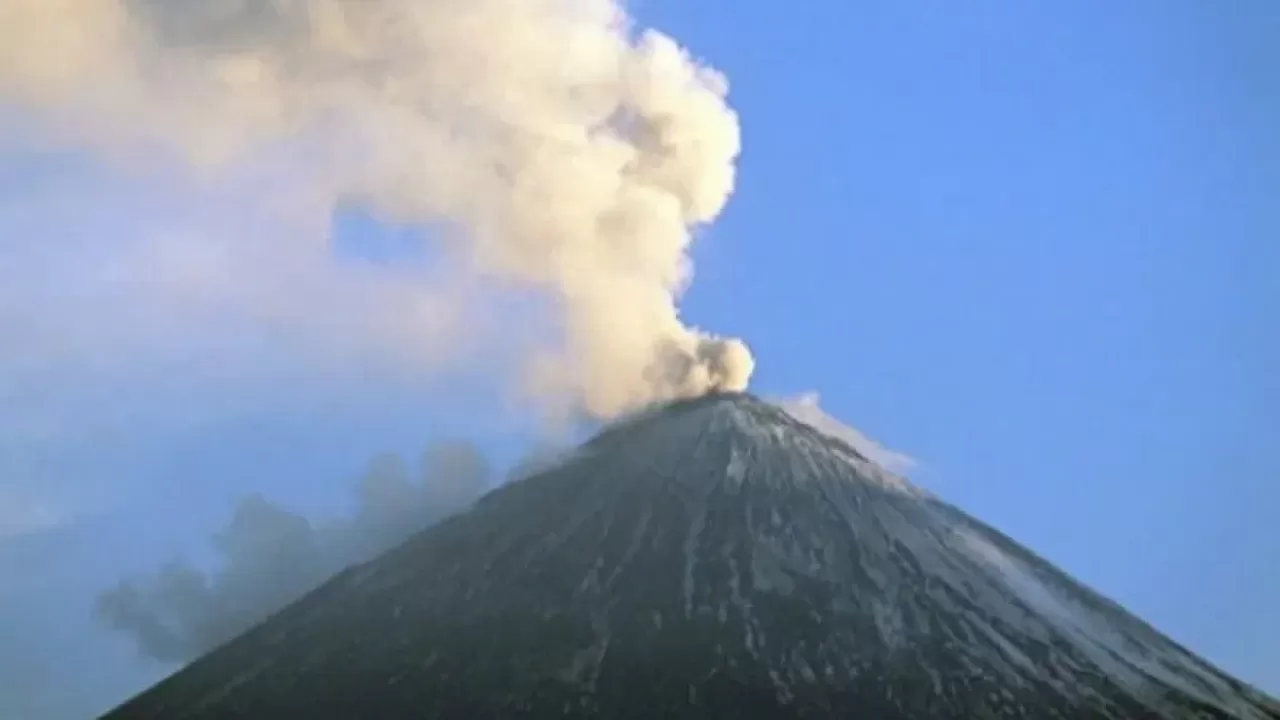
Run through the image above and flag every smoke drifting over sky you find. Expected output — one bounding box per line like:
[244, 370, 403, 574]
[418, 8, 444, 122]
[0, 0, 760, 707]
[0, 0, 754, 421]
[96, 441, 496, 662]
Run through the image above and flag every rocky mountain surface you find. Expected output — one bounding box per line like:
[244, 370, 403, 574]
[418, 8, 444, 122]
[102, 393, 1280, 719]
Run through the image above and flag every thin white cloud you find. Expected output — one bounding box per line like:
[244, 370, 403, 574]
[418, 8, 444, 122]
[772, 391, 917, 474]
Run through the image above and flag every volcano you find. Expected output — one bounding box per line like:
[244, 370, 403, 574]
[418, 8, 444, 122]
[102, 393, 1278, 719]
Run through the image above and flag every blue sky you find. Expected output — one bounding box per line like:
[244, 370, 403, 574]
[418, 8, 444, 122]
[0, 1, 1275, 716]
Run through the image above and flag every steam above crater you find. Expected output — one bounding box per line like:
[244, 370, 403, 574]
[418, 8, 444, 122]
[0, 0, 754, 418]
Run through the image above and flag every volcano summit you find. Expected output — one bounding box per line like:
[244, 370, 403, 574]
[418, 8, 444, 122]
[103, 393, 1279, 719]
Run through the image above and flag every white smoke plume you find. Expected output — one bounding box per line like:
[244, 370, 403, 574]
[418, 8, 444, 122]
[0, 0, 753, 420]
[95, 440, 496, 662]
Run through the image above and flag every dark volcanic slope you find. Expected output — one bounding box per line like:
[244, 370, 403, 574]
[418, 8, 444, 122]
[103, 393, 1279, 720]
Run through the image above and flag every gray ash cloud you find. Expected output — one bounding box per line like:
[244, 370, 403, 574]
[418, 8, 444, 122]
[95, 440, 494, 663]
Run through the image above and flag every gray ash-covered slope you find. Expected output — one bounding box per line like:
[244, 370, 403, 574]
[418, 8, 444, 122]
[104, 393, 1278, 719]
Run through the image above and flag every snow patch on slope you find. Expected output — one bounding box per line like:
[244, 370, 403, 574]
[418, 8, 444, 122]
[954, 525, 1275, 719]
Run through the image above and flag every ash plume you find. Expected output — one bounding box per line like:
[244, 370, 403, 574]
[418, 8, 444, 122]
[95, 440, 495, 663]
[0, 0, 754, 419]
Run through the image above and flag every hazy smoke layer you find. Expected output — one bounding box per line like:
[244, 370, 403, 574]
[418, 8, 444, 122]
[96, 441, 493, 662]
[0, 0, 753, 418]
